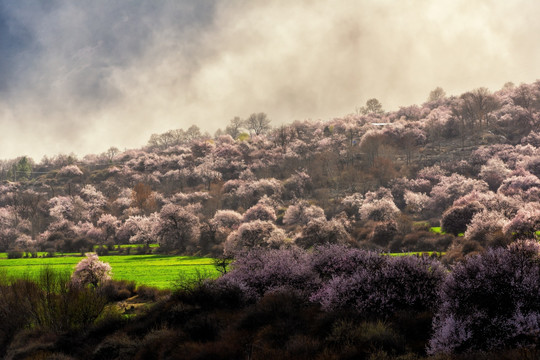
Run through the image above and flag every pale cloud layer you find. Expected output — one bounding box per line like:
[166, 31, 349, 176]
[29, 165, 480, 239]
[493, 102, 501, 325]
[0, 0, 539, 160]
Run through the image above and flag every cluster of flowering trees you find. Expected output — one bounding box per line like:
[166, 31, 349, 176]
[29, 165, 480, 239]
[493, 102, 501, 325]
[0, 81, 537, 257]
[220, 244, 445, 315]
[218, 241, 540, 354]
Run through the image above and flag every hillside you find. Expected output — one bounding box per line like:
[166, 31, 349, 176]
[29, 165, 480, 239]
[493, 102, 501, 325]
[0, 82, 539, 359]
[0, 82, 538, 261]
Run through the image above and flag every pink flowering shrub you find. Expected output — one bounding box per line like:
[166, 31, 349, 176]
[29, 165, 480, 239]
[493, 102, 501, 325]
[340, 193, 364, 218]
[428, 240, 540, 354]
[358, 189, 400, 222]
[525, 156, 540, 178]
[218, 248, 317, 301]
[503, 204, 540, 240]
[169, 192, 212, 206]
[97, 214, 120, 243]
[283, 171, 312, 199]
[242, 203, 277, 222]
[311, 244, 385, 280]
[403, 190, 430, 214]
[239, 178, 283, 207]
[224, 220, 287, 254]
[58, 165, 83, 177]
[76, 221, 103, 244]
[429, 174, 489, 214]
[417, 165, 448, 184]
[463, 210, 508, 244]
[48, 196, 89, 223]
[294, 218, 351, 248]
[210, 210, 243, 230]
[498, 172, 540, 198]
[282, 201, 325, 226]
[71, 253, 112, 287]
[118, 214, 158, 245]
[79, 185, 107, 220]
[479, 157, 511, 191]
[452, 190, 520, 218]
[310, 252, 445, 315]
[522, 131, 540, 147]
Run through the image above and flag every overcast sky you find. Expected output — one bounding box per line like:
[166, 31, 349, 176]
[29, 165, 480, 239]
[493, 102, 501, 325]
[0, 0, 539, 160]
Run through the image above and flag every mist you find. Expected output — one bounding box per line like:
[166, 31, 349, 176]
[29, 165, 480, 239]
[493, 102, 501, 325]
[0, 0, 539, 160]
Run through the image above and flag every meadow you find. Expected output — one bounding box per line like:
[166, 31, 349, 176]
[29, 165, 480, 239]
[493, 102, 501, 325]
[0, 254, 220, 289]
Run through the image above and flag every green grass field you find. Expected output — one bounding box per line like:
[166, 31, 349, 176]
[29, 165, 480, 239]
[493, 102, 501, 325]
[431, 227, 540, 238]
[430, 227, 442, 233]
[387, 251, 444, 257]
[0, 254, 220, 289]
[430, 227, 464, 236]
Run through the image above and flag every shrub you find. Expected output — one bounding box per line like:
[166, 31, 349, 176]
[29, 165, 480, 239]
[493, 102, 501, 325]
[429, 240, 540, 354]
[400, 231, 439, 252]
[463, 210, 508, 244]
[136, 285, 169, 301]
[282, 201, 325, 227]
[0, 279, 36, 352]
[371, 221, 398, 246]
[95, 246, 109, 256]
[154, 204, 200, 251]
[294, 218, 351, 248]
[6, 250, 24, 259]
[359, 193, 400, 222]
[326, 319, 406, 355]
[429, 174, 488, 214]
[184, 314, 221, 342]
[442, 238, 484, 265]
[242, 203, 277, 222]
[441, 202, 484, 236]
[310, 254, 446, 315]
[92, 332, 138, 360]
[219, 248, 318, 301]
[503, 204, 540, 240]
[101, 280, 136, 302]
[210, 210, 243, 230]
[479, 157, 511, 191]
[224, 220, 287, 254]
[0, 268, 107, 339]
[173, 279, 246, 310]
[311, 244, 385, 280]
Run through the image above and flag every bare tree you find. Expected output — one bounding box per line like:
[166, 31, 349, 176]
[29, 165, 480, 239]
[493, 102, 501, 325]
[459, 87, 499, 131]
[105, 147, 119, 163]
[245, 112, 271, 135]
[225, 116, 245, 139]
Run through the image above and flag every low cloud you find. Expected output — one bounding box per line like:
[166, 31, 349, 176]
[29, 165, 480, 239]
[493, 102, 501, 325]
[0, 0, 539, 160]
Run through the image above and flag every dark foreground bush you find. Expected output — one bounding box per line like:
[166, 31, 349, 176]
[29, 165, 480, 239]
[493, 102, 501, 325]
[101, 279, 137, 302]
[0, 268, 109, 357]
[137, 285, 170, 301]
[5, 244, 540, 359]
[6, 250, 23, 259]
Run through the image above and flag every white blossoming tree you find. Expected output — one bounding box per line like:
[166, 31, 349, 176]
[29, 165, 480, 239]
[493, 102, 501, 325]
[71, 253, 112, 287]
